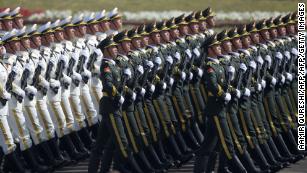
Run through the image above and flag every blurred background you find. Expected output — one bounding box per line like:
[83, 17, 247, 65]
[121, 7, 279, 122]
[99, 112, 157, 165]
[0, 0, 298, 30]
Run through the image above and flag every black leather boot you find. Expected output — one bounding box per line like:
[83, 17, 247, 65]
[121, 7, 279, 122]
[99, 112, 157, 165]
[22, 148, 49, 173]
[218, 153, 232, 173]
[3, 151, 31, 173]
[69, 131, 90, 158]
[60, 134, 85, 161]
[252, 144, 271, 172]
[228, 154, 247, 173]
[240, 149, 261, 173]
[78, 127, 94, 149]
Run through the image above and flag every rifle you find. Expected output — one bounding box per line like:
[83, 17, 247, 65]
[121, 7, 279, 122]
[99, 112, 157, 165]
[86, 52, 98, 72]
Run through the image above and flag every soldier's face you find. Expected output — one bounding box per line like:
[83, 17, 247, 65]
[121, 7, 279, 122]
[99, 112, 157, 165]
[78, 25, 87, 36]
[189, 23, 199, 34]
[0, 46, 6, 55]
[286, 24, 296, 35]
[222, 40, 232, 53]
[269, 28, 278, 39]
[13, 17, 23, 29]
[45, 33, 55, 43]
[131, 38, 142, 49]
[90, 23, 100, 33]
[206, 17, 215, 28]
[212, 44, 222, 56]
[54, 30, 65, 41]
[99, 21, 110, 32]
[21, 38, 31, 49]
[121, 41, 131, 53]
[170, 28, 180, 39]
[3, 19, 13, 30]
[198, 21, 207, 31]
[277, 26, 286, 36]
[110, 18, 122, 30]
[260, 30, 270, 40]
[151, 32, 161, 44]
[65, 27, 76, 39]
[107, 45, 118, 58]
[179, 25, 189, 36]
[160, 30, 170, 42]
[31, 35, 42, 47]
[0, 21, 3, 30]
[231, 37, 242, 50]
[142, 36, 149, 46]
[9, 40, 21, 52]
[250, 32, 260, 44]
[241, 36, 251, 48]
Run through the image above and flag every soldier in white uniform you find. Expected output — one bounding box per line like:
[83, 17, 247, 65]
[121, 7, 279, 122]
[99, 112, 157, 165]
[3, 29, 49, 173]
[0, 37, 30, 173]
[43, 21, 86, 161]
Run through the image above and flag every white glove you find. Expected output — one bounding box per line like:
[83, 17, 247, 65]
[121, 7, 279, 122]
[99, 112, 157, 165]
[154, 57, 162, 65]
[257, 83, 262, 91]
[261, 80, 266, 89]
[181, 72, 186, 80]
[72, 72, 82, 82]
[123, 68, 132, 79]
[25, 86, 37, 95]
[136, 65, 144, 75]
[235, 89, 241, 99]
[145, 60, 154, 69]
[50, 79, 60, 88]
[249, 61, 257, 70]
[13, 87, 25, 98]
[240, 63, 247, 72]
[131, 92, 136, 101]
[150, 84, 155, 93]
[162, 82, 167, 89]
[166, 56, 173, 65]
[198, 68, 203, 77]
[2, 91, 11, 100]
[284, 51, 291, 60]
[275, 52, 283, 60]
[224, 93, 231, 102]
[185, 49, 192, 58]
[271, 77, 277, 86]
[265, 55, 272, 69]
[62, 74, 72, 85]
[175, 52, 181, 61]
[38, 60, 46, 70]
[169, 77, 174, 86]
[193, 48, 201, 57]
[119, 96, 125, 104]
[189, 72, 193, 80]
[286, 73, 293, 81]
[12, 66, 18, 73]
[140, 87, 146, 96]
[291, 48, 298, 55]
[244, 88, 251, 97]
[81, 49, 90, 58]
[256, 56, 264, 65]
[94, 48, 103, 57]
[280, 75, 285, 84]
[24, 63, 32, 71]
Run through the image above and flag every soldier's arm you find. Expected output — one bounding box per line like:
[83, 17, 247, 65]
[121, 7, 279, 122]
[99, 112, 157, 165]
[205, 65, 225, 98]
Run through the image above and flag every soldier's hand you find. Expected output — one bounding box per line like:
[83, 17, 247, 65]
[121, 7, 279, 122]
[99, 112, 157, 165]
[224, 93, 231, 102]
[243, 88, 251, 97]
[119, 95, 125, 104]
[189, 72, 193, 80]
[261, 80, 266, 89]
[169, 77, 174, 86]
[270, 77, 277, 86]
[149, 84, 155, 93]
[235, 89, 241, 99]
[162, 82, 167, 90]
[181, 72, 186, 80]
[257, 83, 262, 91]
[131, 92, 136, 101]
[280, 75, 285, 84]
[140, 87, 146, 97]
[197, 68, 203, 77]
[286, 73, 293, 81]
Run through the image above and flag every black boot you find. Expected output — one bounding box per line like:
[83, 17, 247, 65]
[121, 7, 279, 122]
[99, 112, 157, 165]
[136, 151, 156, 172]
[274, 134, 296, 163]
[3, 151, 30, 173]
[205, 151, 218, 173]
[60, 134, 85, 161]
[47, 138, 71, 167]
[22, 148, 49, 173]
[191, 121, 204, 144]
[128, 155, 143, 173]
[78, 127, 94, 149]
[69, 131, 90, 158]
[194, 153, 209, 173]
[267, 137, 290, 167]
[175, 130, 193, 154]
[260, 142, 283, 171]
[185, 128, 200, 149]
[145, 145, 167, 170]
[252, 144, 271, 172]
[218, 153, 232, 173]
[89, 123, 99, 139]
[240, 149, 261, 173]
[228, 154, 247, 173]
[37, 141, 62, 169]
